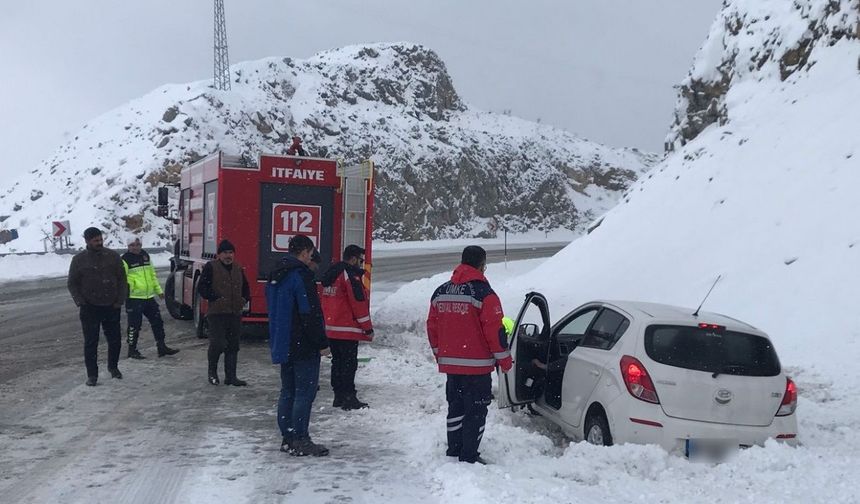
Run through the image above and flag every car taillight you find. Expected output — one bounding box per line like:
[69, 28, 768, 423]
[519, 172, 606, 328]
[620, 355, 660, 404]
[776, 377, 797, 416]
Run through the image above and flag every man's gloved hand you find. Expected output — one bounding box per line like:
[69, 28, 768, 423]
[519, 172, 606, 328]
[363, 329, 374, 336]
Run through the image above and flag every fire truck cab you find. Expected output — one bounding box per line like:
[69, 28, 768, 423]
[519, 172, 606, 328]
[163, 152, 374, 338]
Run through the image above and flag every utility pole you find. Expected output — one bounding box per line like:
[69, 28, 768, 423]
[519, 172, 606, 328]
[213, 0, 231, 91]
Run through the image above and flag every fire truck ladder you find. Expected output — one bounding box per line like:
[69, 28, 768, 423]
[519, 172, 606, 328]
[340, 160, 373, 252]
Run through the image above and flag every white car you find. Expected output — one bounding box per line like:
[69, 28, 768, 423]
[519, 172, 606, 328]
[498, 294, 798, 458]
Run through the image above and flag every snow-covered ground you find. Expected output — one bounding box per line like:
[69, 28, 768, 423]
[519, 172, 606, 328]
[1, 253, 857, 503]
[369, 258, 859, 503]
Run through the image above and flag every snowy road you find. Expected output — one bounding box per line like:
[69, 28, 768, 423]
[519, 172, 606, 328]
[0, 245, 563, 503]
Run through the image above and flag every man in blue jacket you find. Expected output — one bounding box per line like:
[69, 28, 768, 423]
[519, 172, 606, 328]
[266, 234, 330, 457]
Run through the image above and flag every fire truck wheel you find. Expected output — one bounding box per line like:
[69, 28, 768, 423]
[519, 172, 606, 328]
[164, 274, 192, 320]
[193, 287, 208, 339]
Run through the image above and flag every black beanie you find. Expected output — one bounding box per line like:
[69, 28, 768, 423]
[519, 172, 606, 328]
[461, 245, 487, 269]
[217, 239, 235, 254]
[83, 227, 102, 240]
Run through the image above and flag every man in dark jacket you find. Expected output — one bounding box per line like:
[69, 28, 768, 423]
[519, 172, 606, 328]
[67, 227, 128, 386]
[427, 246, 512, 464]
[266, 234, 330, 457]
[198, 239, 250, 386]
[320, 244, 373, 410]
[122, 237, 179, 359]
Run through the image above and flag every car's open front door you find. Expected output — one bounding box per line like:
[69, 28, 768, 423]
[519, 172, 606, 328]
[498, 292, 551, 408]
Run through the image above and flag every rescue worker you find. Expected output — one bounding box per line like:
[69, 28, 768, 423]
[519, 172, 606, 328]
[198, 239, 250, 386]
[122, 237, 179, 359]
[287, 135, 308, 156]
[320, 245, 373, 410]
[266, 235, 330, 457]
[427, 246, 512, 464]
[67, 227, 128, 386]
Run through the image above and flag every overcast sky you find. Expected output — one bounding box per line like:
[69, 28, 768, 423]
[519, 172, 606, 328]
[0, 0, 721, 181]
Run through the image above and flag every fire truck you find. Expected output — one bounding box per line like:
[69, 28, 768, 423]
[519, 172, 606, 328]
[161, 152, 374, 337]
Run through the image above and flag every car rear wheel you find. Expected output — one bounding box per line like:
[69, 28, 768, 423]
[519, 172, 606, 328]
[585, 409, 613, 446]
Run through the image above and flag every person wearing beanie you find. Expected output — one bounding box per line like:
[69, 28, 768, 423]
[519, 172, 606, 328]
[121, 237, 179, 359]
[67, 227, 128, 386]
[197, 239, 251, 386]
[427, 245, 512, 465]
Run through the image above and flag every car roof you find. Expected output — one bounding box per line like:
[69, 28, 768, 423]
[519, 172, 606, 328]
[592, 300, 762, 334]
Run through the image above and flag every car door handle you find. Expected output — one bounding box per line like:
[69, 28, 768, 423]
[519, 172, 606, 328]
[589, 370, 600, 377]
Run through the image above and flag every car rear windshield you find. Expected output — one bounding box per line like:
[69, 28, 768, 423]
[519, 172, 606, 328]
[644, 325, 781, 376]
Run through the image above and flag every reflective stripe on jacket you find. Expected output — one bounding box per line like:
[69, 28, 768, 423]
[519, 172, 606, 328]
[426, 264, 512, 375]
[320, 262, 373, 341]
[122, 251, 162, 300]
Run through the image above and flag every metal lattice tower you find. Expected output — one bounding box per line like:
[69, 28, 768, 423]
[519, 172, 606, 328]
[213, 0, 231, 91]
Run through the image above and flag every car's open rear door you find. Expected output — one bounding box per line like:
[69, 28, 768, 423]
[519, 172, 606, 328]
[498, 292, 551, 408]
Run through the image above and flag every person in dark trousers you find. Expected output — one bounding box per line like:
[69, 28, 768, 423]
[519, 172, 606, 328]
[427, 246, 512, 464]
[320, 244, 373, 410]
[67, 227, 128, 386]
[122, 237, 179, 359]
[198, 239, 250, 386]
[266, 235, 330, 457]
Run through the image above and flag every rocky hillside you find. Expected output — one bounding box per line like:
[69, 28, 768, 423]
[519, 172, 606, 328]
[0, 42, 655, 251]
[666, 0, 859, 150]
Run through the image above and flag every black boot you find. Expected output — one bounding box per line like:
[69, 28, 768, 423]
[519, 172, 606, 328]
[127, 328, 145, 359]
[289, 438, 329, 457]
[208, 357, 220, 385]
[332, 394, 345, 408]
[223, 352, 247, 386]
[157, 341, 179, 357]
[340, 394, 368, 410]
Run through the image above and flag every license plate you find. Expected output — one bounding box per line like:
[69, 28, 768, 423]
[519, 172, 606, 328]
[685, 439, 738, 462]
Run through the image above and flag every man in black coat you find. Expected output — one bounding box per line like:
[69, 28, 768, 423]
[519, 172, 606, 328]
[67, 227, 128, 386]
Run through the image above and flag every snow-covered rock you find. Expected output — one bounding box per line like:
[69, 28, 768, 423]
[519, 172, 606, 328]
[0, 43, 655, 252]
[666, 0, 859, 149]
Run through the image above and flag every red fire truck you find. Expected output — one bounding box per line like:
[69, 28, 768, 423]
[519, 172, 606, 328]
[162, 152, 374, 337]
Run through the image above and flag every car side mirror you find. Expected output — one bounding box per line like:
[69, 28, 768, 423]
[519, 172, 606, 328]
[518, 323, 539, 338]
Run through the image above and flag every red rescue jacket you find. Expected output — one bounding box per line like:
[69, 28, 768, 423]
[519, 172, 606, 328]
[320, 262, 373, 341]
[427, 264, 512, 375]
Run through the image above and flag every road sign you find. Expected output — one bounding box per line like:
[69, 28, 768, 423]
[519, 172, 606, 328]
[52, 221, 70, 238]
[271, 203, 321, 252]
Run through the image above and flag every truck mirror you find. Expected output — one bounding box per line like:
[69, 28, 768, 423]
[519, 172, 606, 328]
[158, 186, 169, 206]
